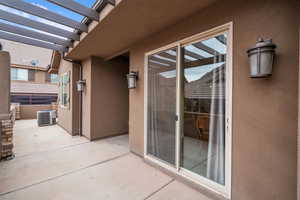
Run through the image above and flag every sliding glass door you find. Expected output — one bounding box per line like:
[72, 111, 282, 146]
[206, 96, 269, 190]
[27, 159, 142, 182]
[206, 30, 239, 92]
[181, 33, 227, 185]
[146, 26, 231, 196]
[147, 47, 177, 165]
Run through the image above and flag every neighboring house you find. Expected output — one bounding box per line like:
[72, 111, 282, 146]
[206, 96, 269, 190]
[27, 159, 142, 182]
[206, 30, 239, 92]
[0, 39, 52, 67]
[0, 1, 299, 200]
[10, 65, 58, 106]
[0, 39, 58, 119]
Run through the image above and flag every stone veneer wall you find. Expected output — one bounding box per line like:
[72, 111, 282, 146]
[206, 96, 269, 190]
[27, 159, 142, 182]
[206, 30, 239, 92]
[11, 103, 20, 120]
[0, 119, 14, 158]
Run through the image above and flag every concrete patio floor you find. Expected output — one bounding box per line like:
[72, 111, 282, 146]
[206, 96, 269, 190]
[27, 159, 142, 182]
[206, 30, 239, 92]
[0, 120, 211, 200]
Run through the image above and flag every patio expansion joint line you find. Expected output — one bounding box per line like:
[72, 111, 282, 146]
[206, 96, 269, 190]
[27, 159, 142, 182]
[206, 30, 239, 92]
[13, 141, 91, 160]
[143, 178, 175, 200]
[0, 152, 130, 196]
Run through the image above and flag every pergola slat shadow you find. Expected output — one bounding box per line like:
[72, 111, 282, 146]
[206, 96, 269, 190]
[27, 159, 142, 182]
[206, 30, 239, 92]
[0, 0, 88, 32]
[0, 0, 115, 52]
[0, 31, 67, 52]
[0, 22, 73, 47]
[0, 9, 79, 41]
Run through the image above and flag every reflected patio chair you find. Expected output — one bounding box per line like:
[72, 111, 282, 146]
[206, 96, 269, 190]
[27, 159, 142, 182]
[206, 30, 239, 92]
[195, 115, 209, 141]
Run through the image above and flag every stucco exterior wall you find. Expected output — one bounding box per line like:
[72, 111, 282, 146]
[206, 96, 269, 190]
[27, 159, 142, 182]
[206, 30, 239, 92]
[82, 57, 129, 140]
[129, 0, 299, 200]
[298, 23, 300, 200]
[72, 63, 80, 136]
[34, 71, 46, 83]
[82, 58, 92, 139]
[0, 51, 10, 159]
[57, 60, 79, 136]
[0, 51, 10, 119]
[0, 39, 51, 68]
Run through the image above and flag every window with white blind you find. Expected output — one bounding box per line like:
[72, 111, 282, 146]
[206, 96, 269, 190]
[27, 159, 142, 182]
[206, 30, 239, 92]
[46, 73, 59, 84]
[11, 68, 28, 81]
[59, 72, 70, 107]
[11, 68, 35, 81]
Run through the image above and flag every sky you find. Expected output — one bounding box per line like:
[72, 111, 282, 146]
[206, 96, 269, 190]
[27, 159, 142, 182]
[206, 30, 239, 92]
[0, 0, 99, 67]
[23, 0, 98, 22]
[0, 0, 99, 39]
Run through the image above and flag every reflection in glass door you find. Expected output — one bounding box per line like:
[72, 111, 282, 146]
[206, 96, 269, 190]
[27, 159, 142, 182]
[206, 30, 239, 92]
[146, 29, 231, 193]
[181, 34, 227, 185]
[147, 47, 177, 165]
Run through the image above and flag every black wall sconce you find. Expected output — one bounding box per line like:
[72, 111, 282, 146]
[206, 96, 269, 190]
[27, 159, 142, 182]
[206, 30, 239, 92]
[127, 71, 138, 89]
[247, 38, 276, 78]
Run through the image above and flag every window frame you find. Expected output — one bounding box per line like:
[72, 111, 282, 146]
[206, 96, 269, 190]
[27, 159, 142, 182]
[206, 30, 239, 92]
[11, 68, 29, 81]
[59, 71, 70, 109]
[50, 74, 58, 84]
[46, 73, 59, 84]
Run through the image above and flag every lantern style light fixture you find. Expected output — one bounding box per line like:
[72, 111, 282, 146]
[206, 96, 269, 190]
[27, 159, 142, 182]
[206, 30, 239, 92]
[247, 38, 276, 78]
[127, 71, 138, 89]
[76, 80, 86, 92]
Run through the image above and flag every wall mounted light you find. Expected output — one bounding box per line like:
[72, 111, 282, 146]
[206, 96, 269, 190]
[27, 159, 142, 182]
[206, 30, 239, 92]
[247, 38, 276, 78]
[76, 80, 86, 92]
[127, 71, 138, 89]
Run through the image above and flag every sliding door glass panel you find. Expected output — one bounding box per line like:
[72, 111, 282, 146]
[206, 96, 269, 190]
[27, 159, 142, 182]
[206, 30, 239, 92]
[147, 47, 177, 165]
[181, 34, 227, 185]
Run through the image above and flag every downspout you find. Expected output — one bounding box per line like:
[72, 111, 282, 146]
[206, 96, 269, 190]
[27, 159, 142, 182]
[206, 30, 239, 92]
[78, 63, 83, 137]
[62, 55, 83, 137]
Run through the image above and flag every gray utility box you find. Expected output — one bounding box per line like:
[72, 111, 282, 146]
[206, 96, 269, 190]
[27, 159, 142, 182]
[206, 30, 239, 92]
[37, 110, 56, 127]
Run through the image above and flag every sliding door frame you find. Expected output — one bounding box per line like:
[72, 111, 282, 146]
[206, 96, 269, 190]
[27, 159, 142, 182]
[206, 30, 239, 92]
[144, 22, 233, 199]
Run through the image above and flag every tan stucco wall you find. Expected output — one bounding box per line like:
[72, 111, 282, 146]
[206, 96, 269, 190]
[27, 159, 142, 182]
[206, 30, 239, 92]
[129, 0, 299, 200]
[82, 58, 92, 139]
[72, 63, 80, 136]
[298, 22, 300, 200]
[0, 51, 10, 159]
[19, 105, 52, 119]
[0, 51, 10, 118]
[82, 57, 129, 140]
[57, 60, 80, 136]
[0, 39, 51, 68]
[34, 71, 46, 83]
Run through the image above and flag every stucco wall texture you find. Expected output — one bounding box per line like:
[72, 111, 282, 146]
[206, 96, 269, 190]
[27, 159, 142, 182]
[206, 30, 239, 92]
[82, 57, 129, 140]
[0, 39, 51, 68]
[0, 51, 10, 118]
[0, 51, 10, 159]
[298, 23, 300, 200]
[34, 70, 47, 83]
[129, 0, 299, 200]
[82, 58, 92, 139]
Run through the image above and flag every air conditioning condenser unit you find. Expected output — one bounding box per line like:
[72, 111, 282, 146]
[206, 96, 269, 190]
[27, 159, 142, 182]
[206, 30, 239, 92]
[37, 110, 56, 127]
